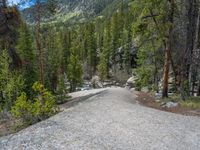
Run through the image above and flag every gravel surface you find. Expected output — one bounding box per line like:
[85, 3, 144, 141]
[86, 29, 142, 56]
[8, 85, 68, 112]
[0, 88, 200, 150]
[68, 88, 108, 98]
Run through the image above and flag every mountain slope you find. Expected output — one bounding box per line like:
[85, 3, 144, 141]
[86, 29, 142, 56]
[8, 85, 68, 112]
[21, 0, 130, 23]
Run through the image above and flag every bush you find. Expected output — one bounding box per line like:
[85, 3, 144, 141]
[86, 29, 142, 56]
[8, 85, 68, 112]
[134, 66, 154, 91]
[11, 82, 58, 125]
[11, 93, 33, 123]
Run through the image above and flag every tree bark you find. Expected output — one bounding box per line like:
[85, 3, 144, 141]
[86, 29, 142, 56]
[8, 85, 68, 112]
[197, 80, 200, 96]
[162, 0, 175, 98]
[162, 40, 171, 98]
[182, 0, 198, 98]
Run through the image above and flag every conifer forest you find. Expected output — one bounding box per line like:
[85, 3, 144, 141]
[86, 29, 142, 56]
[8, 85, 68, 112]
[0, 1, 200, 148]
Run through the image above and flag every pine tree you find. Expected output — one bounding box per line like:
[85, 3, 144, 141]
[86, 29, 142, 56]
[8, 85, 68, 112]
[98, 52, 108, 81]
[102, 20, 112, 77]
[84, 23, 97, 78]
[16, 23, 37, 96]
[0, 49, 24, 111]
[131, 0, 174, 96]
[67, 39, 83, 92]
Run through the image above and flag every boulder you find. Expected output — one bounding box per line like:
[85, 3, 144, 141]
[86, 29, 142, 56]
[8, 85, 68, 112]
[126, 76, 136, 89]
[161, 102, 178, 108]
[91, 76, 103, 88]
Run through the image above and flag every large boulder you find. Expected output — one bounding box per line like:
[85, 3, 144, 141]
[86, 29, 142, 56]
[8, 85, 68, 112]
[126, 76, 136, 89]
[91, 76, 103, 88]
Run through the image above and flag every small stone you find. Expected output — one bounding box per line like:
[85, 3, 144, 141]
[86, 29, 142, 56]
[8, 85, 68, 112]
[155, 99, 160, 103]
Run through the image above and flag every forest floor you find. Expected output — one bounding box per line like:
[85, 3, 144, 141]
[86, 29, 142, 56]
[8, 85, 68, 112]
[135, 91, 200, 117]
[0, 87, 200, 150]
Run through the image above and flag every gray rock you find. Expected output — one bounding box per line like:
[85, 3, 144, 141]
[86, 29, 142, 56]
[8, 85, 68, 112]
[91, 76, 103, 88]
[141, 87, 149, 93]
[155, 93, 162, 99]
[166, 102, 178, 108]
[126, 76, 136, 89]
[155, 99, 161, 103]
[161, 102, 178, 108]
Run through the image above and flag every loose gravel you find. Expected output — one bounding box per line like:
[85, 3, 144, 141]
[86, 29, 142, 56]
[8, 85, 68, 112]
[0, 88, 200, 150]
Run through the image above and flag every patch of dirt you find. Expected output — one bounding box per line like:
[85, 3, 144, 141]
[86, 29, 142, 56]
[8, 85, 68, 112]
[0, 118, 20, 137]
[135, 91, 200, 117]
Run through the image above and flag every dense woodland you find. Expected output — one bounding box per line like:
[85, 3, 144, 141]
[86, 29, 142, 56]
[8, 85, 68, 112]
[0, 0, 200, 124]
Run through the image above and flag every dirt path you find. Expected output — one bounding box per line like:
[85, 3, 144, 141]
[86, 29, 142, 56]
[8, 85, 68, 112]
[0, 88, 200, 150]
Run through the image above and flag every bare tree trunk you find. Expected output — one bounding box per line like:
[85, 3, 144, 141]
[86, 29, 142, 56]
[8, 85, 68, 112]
[162, 40, 171, 98]
[162, 0, 175, 98]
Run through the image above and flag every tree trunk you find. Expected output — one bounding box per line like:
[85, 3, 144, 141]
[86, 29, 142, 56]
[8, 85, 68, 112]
[162, 40, 171, 98]
[197, 80, 200, 96]
[162, 0, 175, 98]
[182, 0, 198, 98]
[52, 72, 58, 93]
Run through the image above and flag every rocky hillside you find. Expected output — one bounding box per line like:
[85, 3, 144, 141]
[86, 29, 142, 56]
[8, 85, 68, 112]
[21, 0, 130, 23]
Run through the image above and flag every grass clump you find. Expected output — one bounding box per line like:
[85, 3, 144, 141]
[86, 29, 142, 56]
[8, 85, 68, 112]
[180, 97, 200, 109]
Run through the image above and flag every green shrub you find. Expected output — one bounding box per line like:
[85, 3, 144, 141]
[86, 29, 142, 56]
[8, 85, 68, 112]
[11, 82, 58, 125]
[11, 92, 33, 124]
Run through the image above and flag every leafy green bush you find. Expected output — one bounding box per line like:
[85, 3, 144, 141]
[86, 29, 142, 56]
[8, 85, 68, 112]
[11, 82, 58, 125]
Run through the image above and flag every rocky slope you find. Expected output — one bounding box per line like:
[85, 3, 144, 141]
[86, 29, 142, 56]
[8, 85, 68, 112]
[21, 0, 130, 23]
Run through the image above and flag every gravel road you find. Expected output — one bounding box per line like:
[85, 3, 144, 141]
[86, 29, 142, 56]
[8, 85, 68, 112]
[0, 88, 200, 150]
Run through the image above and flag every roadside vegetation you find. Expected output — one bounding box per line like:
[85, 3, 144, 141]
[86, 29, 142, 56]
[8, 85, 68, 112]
[1, 0, 200, 136]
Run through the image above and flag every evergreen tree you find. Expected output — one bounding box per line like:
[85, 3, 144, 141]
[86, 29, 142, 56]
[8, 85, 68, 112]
[16, 23, 37, 96]
[102, 21, 112, 77]
[44, 30, 64, 92]
[131, 0, 174, 96]
[98, 52, 108, 81]
[67, 39, 83, 92]
[84, 23, 97, 77]
[0, 49, 24, 111]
